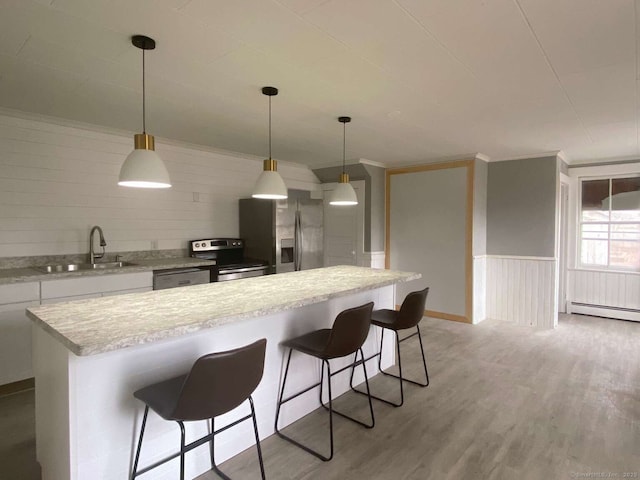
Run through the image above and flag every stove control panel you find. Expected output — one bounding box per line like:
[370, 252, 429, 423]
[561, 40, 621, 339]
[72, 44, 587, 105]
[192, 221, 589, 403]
[190, 238, 243, 252]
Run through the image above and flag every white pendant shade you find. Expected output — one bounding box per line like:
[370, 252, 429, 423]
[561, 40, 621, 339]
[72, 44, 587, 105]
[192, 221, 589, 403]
[602, 190, 640, 210]
[329, 181, 358, 205]
[118, 148, 171, 188]
[119, 35, 171, 189]
[252, 170, 288, 199]
[252, 86, 287, 200]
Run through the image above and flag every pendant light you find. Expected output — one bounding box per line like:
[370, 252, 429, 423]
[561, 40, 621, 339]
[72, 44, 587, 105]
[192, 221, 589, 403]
[252, 86, 288, 200]
[118, 35, 171, 189]
[329, 116, 358, 206]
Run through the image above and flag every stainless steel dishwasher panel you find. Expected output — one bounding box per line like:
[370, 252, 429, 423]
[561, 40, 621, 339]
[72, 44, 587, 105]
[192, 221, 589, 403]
[153, 268, 211, 290]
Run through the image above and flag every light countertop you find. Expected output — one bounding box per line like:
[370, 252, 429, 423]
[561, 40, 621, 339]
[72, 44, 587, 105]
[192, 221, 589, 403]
[0, 257, 215, 285]
[26, 266, 420, 356]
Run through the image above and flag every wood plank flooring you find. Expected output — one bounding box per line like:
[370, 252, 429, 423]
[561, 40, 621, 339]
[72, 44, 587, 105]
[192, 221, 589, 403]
[2, 314, 639, 479]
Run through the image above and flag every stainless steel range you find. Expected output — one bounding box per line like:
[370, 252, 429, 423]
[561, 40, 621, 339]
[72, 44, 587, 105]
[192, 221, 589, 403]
[189, 238, 269, 281]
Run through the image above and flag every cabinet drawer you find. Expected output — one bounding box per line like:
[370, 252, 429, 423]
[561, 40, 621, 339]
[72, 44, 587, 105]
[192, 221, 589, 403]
[0, 282, 39, 304]
[41, 272, 152, 300]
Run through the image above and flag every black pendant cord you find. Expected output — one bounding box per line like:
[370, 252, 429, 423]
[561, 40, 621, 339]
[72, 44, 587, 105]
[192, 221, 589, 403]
[142, 48, 146, 134]
[268, 94, 272, 160]
[342, 121, 346, 174]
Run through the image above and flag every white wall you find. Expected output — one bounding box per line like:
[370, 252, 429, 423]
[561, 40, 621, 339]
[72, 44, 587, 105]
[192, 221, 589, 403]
[0, 112, 320, 258]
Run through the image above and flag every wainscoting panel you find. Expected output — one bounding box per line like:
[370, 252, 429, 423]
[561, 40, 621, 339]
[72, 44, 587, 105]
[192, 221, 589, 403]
[486, 255, 557, 329]
[361, 252, 386, 269]
[473, 256, 487, 324]
[569, 269, 640, 321]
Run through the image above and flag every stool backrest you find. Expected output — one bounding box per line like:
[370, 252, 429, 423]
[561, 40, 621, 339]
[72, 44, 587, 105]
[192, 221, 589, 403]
[397, 287, 429, 329]
[172, 338, 267, 421]
[325, 302, 374, 358]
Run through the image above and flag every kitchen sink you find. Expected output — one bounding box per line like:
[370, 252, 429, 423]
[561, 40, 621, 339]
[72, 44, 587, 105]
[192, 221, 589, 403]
[36, 261, 137, 273]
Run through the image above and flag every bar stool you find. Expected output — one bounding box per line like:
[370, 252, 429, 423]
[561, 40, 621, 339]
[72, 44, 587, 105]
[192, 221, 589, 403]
[130, 339, 267, 480]
[274, 302, 375, 461]
[352, 287, 430, 407]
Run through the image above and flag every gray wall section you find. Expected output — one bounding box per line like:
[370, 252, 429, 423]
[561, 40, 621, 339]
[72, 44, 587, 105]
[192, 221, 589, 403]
[473, 158, 488, 256]
[363, 164, 385, 252]
[487, 156, 557, 257]
[313, 163, 384, 252]
[390, 167, 468, 316]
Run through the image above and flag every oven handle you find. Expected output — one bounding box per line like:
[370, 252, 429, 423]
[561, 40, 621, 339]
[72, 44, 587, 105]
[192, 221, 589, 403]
[218, 266, 268, 274]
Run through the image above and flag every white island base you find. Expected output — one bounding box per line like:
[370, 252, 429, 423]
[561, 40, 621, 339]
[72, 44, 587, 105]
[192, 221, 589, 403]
[30, 267, 417, 480]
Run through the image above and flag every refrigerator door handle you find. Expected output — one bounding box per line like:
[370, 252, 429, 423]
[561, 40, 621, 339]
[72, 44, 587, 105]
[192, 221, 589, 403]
[294, 208, 302, 271]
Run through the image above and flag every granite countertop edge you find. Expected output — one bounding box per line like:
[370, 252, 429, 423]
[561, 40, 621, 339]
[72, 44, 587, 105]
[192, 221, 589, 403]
[28, 268, 421, 357]
[0, 258, 216, 285]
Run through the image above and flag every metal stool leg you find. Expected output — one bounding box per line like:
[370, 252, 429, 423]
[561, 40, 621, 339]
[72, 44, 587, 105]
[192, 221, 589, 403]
[274, 348, 293, 435]
[352, 324, 430, 406]
[380, 326, 429, 387]
[275, 349, 333, 461]
[208, 418, 232, 480]
[178, 422, 186, 480]
[131, 406, 149, 480]
[249, 396, 266, 480]
[321, 350, 375, 428]
[416, 324, 429, 387]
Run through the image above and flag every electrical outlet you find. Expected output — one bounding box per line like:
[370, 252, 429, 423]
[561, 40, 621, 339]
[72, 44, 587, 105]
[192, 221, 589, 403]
[193, 192, 200, 202]
[151, 240, 158, 250]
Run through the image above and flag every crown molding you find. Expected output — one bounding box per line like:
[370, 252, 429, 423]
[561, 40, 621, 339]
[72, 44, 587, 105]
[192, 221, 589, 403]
[358, 158, 387, 168]
[492, 150, 562, 162]
[556, 150, 569, 164]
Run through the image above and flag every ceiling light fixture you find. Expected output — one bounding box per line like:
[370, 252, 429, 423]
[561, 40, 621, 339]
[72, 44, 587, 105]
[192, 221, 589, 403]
[118, 35, 171, 189]
[252, 86, 288, 200]
[329, 116, 358, 206]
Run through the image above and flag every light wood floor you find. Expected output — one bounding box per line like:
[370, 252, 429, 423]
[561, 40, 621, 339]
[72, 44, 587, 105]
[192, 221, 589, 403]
[2, 314, 639, 479]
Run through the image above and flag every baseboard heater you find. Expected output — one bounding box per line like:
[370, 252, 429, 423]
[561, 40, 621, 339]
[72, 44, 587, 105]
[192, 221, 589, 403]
[570, 302, 640, 322]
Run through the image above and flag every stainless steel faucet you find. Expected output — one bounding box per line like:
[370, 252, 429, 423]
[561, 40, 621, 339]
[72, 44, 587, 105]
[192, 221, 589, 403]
[89, 225, 106, 264]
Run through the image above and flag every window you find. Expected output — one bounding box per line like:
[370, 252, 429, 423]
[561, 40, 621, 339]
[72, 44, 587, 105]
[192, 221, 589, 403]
[580, 176, 640, 271]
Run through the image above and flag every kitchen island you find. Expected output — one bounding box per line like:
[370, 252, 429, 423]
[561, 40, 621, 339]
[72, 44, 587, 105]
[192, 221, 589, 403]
[27, 266, 420, 480]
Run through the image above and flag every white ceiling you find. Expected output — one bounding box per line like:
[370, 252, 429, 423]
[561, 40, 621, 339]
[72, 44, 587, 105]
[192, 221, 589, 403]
[0, 0, 638, 167]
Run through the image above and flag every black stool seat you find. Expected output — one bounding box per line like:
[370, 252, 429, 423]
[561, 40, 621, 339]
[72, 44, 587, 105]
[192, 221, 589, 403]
[130, 339, 267, 480]
[275, 302, 376, 462]
[281, 329, 332, 358]
[352, 287, 430, 407]
[134, 375, 187, 421]
[370, 309, 401, 329]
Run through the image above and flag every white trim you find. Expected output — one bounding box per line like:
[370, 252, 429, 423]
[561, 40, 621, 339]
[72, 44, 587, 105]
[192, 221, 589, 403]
[569, 267, 640, 276]
[568, 162, 640, 178]
[570, 155, 640, 167]
[385, 153, 484, 168]
[491, 150, 561, 162]
[556, 150, 569, 164]
[476, 254, 556, 262]
[570, 303, 640, 322]
[474, 153, 491, 163]
[358, 158, 387, 168]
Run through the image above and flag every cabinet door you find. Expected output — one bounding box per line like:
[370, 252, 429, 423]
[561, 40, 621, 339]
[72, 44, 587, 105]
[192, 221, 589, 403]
[0, 282, 40, 386]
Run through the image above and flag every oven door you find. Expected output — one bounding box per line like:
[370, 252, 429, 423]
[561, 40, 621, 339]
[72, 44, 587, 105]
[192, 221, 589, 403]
[217, 265, 268, 282]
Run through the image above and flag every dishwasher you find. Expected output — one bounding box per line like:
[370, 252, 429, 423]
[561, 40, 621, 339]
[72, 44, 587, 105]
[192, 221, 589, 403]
[152, 267, 213, 290]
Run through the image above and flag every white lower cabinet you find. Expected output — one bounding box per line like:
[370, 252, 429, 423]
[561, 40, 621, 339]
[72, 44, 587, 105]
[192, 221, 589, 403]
[0, 282, 40, 385]
[1, 272, 153, 386]
[40, 272, 152, 302]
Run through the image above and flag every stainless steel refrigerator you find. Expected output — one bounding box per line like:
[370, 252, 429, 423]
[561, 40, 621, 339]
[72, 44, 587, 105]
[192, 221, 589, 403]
[239, 189, 323, 274]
